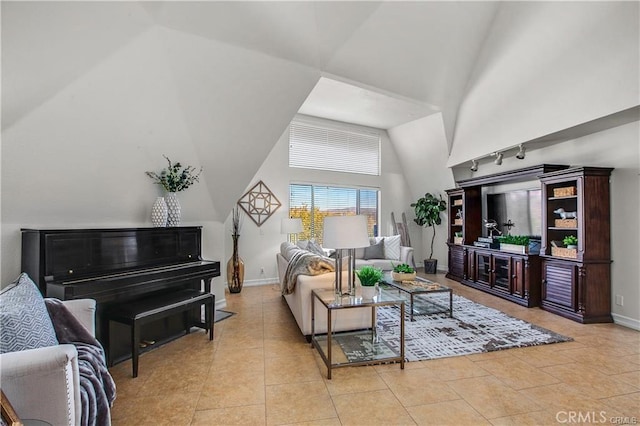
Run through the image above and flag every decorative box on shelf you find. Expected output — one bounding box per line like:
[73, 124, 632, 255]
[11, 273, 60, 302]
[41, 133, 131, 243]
[551, 247, 577, 259]
[553, 187, 576, 197]
[454, 219, 463, 225]
[453, 236, 463, 245]
[555, 219, 577, 228]
[453, 199, 463, 206]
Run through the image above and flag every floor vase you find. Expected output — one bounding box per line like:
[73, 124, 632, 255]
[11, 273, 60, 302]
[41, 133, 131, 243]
[151, 197, 168, 227]
[227, 234, 244, 293]
[165, 192, 181, 227]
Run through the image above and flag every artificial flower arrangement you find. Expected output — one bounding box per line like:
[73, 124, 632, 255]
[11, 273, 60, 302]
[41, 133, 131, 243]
[145, 155, 203, 192]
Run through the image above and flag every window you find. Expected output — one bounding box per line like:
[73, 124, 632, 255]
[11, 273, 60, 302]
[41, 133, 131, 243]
[289, 184, 379, 244]
[289, 121, 381, 176]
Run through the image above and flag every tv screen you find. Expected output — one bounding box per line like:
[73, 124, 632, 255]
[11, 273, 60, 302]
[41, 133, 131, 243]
[485, 189, 542, 238]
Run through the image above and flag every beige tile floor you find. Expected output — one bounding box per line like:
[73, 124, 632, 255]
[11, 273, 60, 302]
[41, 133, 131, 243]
[109, 273, 640, 425]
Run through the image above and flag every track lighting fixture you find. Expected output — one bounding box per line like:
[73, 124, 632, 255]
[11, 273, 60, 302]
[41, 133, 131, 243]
[470, 159, 478, 172]
[493, 152, 503, 165]
[516, 144, 526, 160]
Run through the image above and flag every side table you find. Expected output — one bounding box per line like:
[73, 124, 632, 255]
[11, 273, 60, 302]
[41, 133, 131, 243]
[311, 288, 405, 379]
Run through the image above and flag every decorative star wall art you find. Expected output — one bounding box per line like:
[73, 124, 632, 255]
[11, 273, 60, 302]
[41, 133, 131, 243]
[237, 180, 281, 227]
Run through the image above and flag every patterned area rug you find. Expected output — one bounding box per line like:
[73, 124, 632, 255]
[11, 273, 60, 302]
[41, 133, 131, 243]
[338, 293, 572, 363]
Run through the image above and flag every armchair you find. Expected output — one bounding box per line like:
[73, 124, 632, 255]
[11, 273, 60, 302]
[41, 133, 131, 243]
[1, 298, 97, 426]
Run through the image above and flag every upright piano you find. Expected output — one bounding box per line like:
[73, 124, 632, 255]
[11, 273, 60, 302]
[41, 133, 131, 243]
[21, 226, 220, 361]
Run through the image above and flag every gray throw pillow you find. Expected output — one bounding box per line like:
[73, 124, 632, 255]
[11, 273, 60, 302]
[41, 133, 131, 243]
[363, 240, 385, 260]
[0, 273, 59, 354]
[307, 240, 325, 256]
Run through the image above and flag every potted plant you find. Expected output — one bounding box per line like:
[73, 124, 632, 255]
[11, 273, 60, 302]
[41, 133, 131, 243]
[498, 235, 530, 254]
[391, 263, 417, 282]
[454, 231, 463, 245]
[563, 235, 578, 249]
[411, 193, 447, 274]
[356, 266, 383, 299]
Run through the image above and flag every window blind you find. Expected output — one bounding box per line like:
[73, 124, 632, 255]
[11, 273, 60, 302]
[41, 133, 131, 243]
[289, 121, 381, 176]
[290, 183, 379, 243]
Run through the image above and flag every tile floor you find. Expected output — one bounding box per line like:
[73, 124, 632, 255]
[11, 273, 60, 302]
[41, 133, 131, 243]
[109, 273, 640, 425]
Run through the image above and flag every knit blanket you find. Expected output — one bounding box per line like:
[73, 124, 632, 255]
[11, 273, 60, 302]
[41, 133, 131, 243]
[45, 299, 116, 426]
[281, 250, 335, 295]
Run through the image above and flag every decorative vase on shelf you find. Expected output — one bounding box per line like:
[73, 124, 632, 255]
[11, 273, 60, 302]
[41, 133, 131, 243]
[151, 197, 168, 227]
[165, 192, 181, 227]
[227, 233, 245, 293]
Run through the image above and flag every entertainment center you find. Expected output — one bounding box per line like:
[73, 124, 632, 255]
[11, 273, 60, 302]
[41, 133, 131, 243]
[445, 164, 613, 323]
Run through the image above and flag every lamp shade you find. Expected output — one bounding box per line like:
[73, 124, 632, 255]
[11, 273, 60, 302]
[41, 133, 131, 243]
[281, 217, 303, 234]
[322, 215, 370, 249]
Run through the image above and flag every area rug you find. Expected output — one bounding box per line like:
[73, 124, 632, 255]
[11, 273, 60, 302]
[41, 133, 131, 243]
[337, 293, 572, 363]
[214, 310, 235, 323]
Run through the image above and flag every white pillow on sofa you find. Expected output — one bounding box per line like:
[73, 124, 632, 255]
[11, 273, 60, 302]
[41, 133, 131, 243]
[382, 235, 401, 260]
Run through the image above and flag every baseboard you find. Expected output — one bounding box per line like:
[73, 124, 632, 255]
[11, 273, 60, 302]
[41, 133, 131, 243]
[612, 313, 640, 331]
[243, 277, 278, 287]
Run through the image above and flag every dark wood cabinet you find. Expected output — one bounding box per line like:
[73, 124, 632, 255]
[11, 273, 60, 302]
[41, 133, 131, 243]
[539, 167, 613, 323]
[462, 247, 540, 307]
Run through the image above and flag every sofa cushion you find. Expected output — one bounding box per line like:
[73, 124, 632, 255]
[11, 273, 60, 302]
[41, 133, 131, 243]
[0, 273, 59, 354]
[306, 240, 325, 256]
[363, 239, 385, 260]
[383, 235, 401, 260]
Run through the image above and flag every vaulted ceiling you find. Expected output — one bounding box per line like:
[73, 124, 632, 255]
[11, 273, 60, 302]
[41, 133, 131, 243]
[2, 2, 637, 224]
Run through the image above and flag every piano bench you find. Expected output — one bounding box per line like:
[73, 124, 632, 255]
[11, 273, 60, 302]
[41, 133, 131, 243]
[105, 289, 215, 378]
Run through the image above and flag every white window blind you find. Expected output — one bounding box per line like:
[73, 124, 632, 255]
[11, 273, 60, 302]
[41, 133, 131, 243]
[289, 121, 381, 176]
[290, 184, 379, 243]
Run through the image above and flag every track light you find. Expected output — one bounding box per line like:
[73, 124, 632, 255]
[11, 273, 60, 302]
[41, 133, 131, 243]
[516, 144, 526, 160]
[470, 159, 478, 172]
[493, 152, 503, 165]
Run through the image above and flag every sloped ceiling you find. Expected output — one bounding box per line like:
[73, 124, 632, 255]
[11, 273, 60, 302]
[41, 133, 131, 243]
[2, 1, 501, 223]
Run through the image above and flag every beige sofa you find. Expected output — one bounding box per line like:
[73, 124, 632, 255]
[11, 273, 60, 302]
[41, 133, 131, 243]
[276, 239, 414, 337]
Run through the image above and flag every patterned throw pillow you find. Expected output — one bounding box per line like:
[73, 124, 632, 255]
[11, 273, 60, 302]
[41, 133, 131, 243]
[307, 240, 325, 256]
[383, 235, 402, 260]
[0, 273, 59, 354]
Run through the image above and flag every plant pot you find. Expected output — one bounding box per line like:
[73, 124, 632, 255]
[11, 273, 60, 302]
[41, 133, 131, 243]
[499, 243, 528, 254]
[360, 285, 378, 299]
[423, 259, 438, 274]
[392, 271, 417, 282]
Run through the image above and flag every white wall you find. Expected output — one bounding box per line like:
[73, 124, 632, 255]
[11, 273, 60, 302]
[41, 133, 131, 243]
[226, 116, 416, 286]
[449, 1, 639, 166]
[388, 113, 456, 269]
[452, 121, 640, 329]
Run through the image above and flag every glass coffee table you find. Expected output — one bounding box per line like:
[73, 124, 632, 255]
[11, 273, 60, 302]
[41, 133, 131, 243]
[311, 288, 405, 379]
[381, 272, 453, 321]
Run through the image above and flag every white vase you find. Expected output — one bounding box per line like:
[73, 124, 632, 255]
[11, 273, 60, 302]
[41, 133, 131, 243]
[165, 192, 181, 227]
[151, 197, 168, 227]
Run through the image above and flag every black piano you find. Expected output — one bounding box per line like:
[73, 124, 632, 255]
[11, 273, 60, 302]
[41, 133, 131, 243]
[21, 226, 220, 362]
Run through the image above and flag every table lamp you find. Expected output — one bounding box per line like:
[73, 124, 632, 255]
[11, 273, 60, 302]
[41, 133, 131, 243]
[323, 215, 370, 296]
[281, 217, 303, 243]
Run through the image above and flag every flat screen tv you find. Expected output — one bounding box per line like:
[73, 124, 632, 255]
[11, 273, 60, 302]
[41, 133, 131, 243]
[484, 189, 542, 239]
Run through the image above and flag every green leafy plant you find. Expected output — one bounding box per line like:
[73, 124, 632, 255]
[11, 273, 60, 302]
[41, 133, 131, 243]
[563, 235, 578, 246]
[454, 232, 463, 237]
[498, 235, 530, 246]
[392, 263, 415, 273]
[411, 193, 447, 259]
[356, 266, 383, 287]
[146, 155, 203, 193]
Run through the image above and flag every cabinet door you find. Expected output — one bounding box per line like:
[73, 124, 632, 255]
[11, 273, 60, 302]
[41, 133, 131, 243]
[492, 255, 511, 292]
[542, 261, 577, 310]
[475, 252, 491, 285]
[512, 257, 524, 297]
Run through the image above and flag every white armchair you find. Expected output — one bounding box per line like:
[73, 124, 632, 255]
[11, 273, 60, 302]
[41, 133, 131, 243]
[0, 298, 97, 426]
